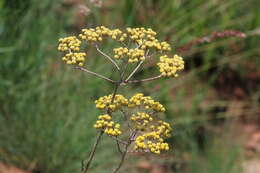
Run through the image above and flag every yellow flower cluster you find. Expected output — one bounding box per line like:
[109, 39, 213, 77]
[79, 26, 127, 42]
[126, 27, 171, 51]
[62, 52, 86, 66]
[134, 132, 169, 154]
[157, 55, 185, 77]
[95, 94, 128, 112]
[58, 27, 178, 68]
[93, 93, 172, 154]
[113, 47, 145, 63]
[58, 36, 81, 52]
[141, 40, 171, 51]
[58, 36, 87, 66]
[131, 112, 153, 129]
[126, 27, 157, 42]
[93, 114, 122, 136]
[134, 120, 172, 154]
[155, 120, 172, 138]
[94, 93, 165, 112]
[128, 93, 165, 112]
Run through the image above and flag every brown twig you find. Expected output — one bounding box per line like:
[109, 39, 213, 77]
[110, 136, 128, 145]
[125, 49, 150, 82]
[112, 145, 129, 173]
[111, 131, 136, 173]
[120, 109, 133, 132]
[75, 66, 116, 83]
[176, 30, 246, 53]
[82, 131, 104, 173]
[82, 82, 121, 173]
[120, 59, 130, 81]
[123, 75, 162, 85]
[95, 44, 121, 71]
[125, 61, 144, 81]
[116, 139, 123, 154]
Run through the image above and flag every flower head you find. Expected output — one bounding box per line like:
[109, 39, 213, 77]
[128, 93, 165, 112]
[58, 36, 81, 52]
[157, 55, 185, 77]
[134, 132, 170, 154]
[93, 114, 122, 136]
[62, 52, 86, 66]
[113, 47, 145, 63]
[79, 26, 125, 42]
[95, 94, 128, 112]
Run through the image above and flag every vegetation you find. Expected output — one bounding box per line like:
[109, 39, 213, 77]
[0, 0, 259, 173]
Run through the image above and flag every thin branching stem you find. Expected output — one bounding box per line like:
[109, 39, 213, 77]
[111, 131, 136, 173]
[125, 61, 144, 82]
[75, 66, 116, 83]
[116, 139, 123, 154]
[82, 82, 121, 173]
[109, 83, 120, 113]
[123, 75, 162, 85]
[110, 136, 128, 145]
[125, 50, 150, 82]
[95, 44, 121, 71]
[120, 110, 133, 132]
[120, 60, 130, 81]
[82, 131, 104, 173]
[112, 145, 129, 173]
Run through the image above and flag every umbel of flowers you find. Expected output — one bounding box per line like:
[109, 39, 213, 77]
[58, 26, 184, 77]
[57, 26, 184, 173]
[94, 93, 171, 154]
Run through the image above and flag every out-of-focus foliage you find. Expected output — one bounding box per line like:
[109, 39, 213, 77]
[0, 0, 259, 173]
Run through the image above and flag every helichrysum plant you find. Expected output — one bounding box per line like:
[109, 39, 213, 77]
[57, 26, 184, 173]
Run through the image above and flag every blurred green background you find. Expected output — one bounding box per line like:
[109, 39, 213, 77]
[0, 0, 259, 173]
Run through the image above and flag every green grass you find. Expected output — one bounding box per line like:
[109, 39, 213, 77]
[0, 0, 259, 172]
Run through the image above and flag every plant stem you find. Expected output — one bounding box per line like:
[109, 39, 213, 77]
[82, 131, 104, 173]
[111, 83, 120, 103]
[116, 140, 123, 154]
[125, 49, 149, 82]
[120, 110, 133, 132]
[125, 61, 144, 82]
[112, 143, 129, 173]
[75, 66, 116, 83]
[95, 44, 121, 72]
[112, 130, 136, 173]
[110, 136, 128, 145]
[122, 75, 162, 85]
[120, 60, 129, 81]
[82, 82, 121, 173]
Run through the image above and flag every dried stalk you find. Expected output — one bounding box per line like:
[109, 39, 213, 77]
[111, 131, 136, 173]
[82, 82, 121, 173]
[176, 30, 246, 53]
[75, 66, 116, 83]
[112, 145, 129, 173]
[82, 131, 104, 173]
[95, 45, 121, 71]
[110, 136, 128, 145]
[125, 61, 144, 81]
[123, 75, 162, 85]
[125, 50, 150, 82]
[116, 140, 123, 154]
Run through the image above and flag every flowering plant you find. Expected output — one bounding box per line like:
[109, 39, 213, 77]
[58, 26, 184, 173]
